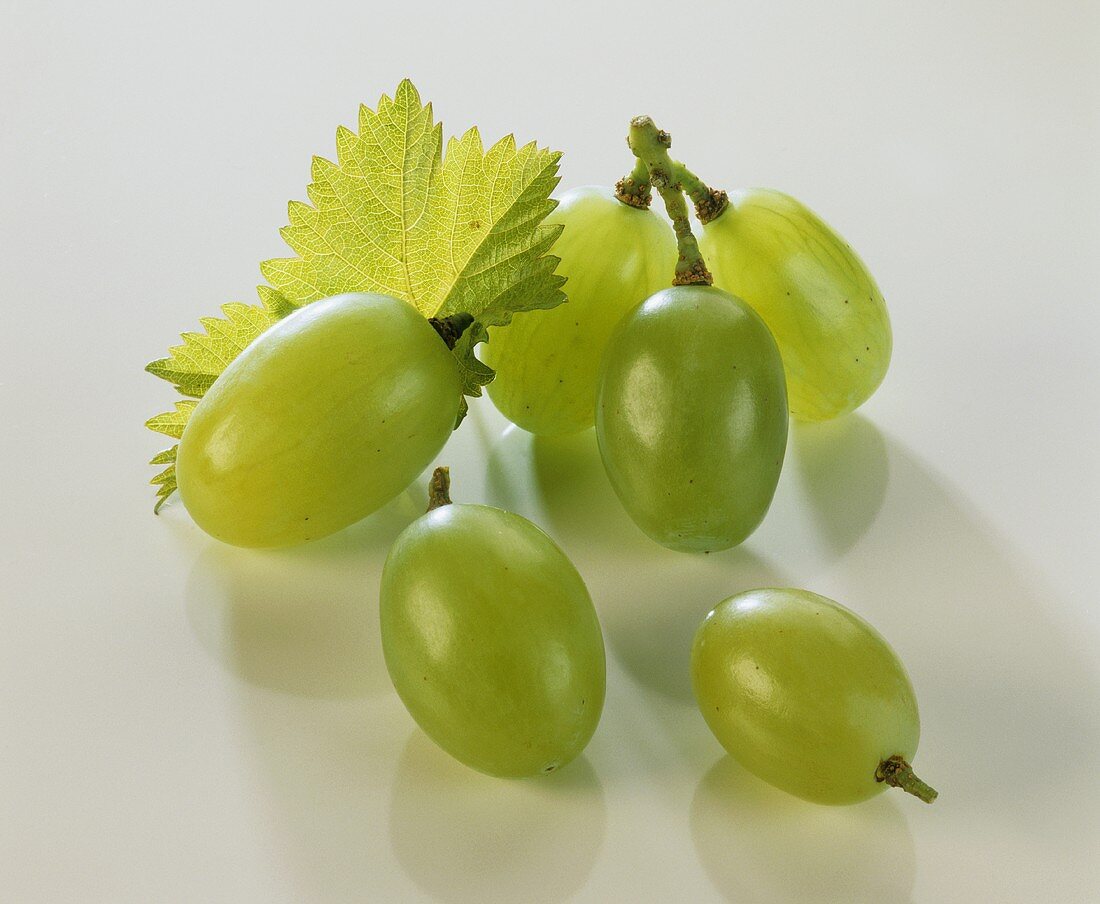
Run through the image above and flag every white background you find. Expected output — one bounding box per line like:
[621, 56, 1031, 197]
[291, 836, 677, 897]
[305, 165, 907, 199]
[2, 1, 1098, 901]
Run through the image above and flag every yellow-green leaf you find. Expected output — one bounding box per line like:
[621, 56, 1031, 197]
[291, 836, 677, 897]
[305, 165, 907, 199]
[145, 401, 199, 439]
[260, 80, 565, 394]
[145, 79, 564, 509]
[145, 302, 277, 398]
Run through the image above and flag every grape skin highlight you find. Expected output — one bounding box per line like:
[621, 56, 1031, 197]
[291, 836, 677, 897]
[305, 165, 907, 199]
[176, 293, 462, 548]
[596, 285, 788, 552]
[691, 588, 924, 805]
[380, 501, 606, 777]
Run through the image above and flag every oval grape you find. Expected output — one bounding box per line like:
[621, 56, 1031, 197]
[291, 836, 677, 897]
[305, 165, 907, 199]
[699, 189, 891, 421]
[177, 293, 461, 548]
[380, 483, 606, 777]
[483, 186, 676, 435]
[596, 285, 788, 552]
[691, 588, 935, 805]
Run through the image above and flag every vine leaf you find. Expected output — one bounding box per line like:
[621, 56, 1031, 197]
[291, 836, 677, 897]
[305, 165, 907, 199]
[144, 402, 197, 513]
[145, 79, 565, 509]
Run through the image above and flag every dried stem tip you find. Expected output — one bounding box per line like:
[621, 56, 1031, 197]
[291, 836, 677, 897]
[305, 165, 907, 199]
[426, 467, 452, 511]
[876, 755, 939, 804]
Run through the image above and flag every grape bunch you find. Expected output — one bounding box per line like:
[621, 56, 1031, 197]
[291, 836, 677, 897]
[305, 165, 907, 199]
[150, 103, 936, 809]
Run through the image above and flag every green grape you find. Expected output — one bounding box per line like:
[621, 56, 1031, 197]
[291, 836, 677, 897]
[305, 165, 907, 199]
[699, 190, 891, 421]
[483, 185, 676, 435]
[380, 470, 605, 777]
[595, 285, 788, 552]
[177, 293, 461, 548]
[691, 588, 937, 806]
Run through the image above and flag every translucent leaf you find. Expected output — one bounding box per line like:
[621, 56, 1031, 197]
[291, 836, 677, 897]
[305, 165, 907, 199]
[260, 81, 565, 387]
[145, 401, 198, 439]
[145, 79, 564, 509]
[145, 303, 275, 398]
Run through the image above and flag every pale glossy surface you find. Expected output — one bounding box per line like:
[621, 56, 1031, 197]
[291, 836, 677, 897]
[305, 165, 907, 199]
[380, 503, 605, 777]
[3, 3, 1099, 901]
[484, 186, 676, 435]
[177, 294, 461, 547]
[700, 190, 891, 421]
[596, 286, 788, 551]
[692, 589, 920, 805]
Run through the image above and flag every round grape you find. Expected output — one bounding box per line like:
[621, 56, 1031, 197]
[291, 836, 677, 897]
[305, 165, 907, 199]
[380, 472, 606, 777]
[177, 293, 462, 548]
[691, 588, 936, 805]
[699, 190, 891, 421]
[596, 284, 788, 552]
[483, 186, 676, 436]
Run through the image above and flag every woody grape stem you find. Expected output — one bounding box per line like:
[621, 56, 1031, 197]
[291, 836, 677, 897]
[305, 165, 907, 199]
[626, 116, 712, 286]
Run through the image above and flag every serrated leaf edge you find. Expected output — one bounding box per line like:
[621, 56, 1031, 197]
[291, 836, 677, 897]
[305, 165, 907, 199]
[145, 79, 566, 510]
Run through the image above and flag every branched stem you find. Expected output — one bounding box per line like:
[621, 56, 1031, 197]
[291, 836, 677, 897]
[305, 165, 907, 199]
[876, 755, 938, 804]
[426, 467, 452, 511]
[673, 162, 729, 224]
[626, 116, 711, 286]
[615, 157, 652, 209]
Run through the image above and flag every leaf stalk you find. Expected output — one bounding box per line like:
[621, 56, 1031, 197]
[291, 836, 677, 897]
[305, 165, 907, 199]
[429, 313, 475, 350]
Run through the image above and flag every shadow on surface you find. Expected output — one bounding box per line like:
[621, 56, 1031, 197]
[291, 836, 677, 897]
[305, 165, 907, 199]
[185, 491, 421, 699]
[599, 548, 790, 704]
[485, 423, 796, 703]
[834, 433, 1100, 836]
[508, 427, 795, 703]
[531, 429, 653, 558]
[790, 413, 889, 556]
[483, 425, 653, 559]
[390, 730, 606, 904]
[691, 756, 915, 904]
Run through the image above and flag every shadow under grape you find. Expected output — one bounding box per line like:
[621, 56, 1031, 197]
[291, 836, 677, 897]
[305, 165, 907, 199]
[389, 729, 607, 904]
[184, 490, 422, 699]
[691, 755, 916, 904]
